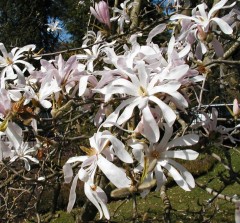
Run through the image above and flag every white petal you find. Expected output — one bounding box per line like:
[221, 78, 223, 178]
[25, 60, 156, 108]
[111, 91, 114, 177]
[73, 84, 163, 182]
[168, 159, 196, 188]
[67, 175, 78, 212]
[161, 162, 191, 191]
[211, 17, 233, 34]
[149, 96, 176, 126]
[166, 134, 199, 150]
[162, 149, 199, 160]
[63, 163, 73, 183]
[102, 133, 133, 163]
[142, 106, 160, 143]
[97, 155, 131, 188]
[66, 156, 88, 163]
[146, 23, 166, 43]
[154, 164, 167, 191]
[117, 97, 140, 125]
[79, 75, 90, 96]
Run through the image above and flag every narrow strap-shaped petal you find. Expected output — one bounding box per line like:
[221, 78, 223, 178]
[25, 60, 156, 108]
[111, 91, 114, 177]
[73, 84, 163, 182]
[67, 175, 78, 212]
[142, 106, 160, 143]
[162, 149, 199, 160]
[97, 155, 131, 188]
[166, 134, 199, 150]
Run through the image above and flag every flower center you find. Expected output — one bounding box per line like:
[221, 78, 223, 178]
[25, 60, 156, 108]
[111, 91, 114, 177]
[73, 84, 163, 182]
[150, 150, 160, 159]
[138, 86, 148, 97]
[90, 184, 97, 191]
[80, 146, 97, 156]
[6, 57, 13, 65]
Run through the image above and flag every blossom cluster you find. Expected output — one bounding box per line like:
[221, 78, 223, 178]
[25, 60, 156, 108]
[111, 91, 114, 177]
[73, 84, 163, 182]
[0, 0, 239, 221]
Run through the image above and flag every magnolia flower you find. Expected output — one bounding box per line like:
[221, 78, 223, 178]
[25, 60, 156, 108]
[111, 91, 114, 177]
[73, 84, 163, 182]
[64, 165, 110, 219]
[171, 0, 235, 34]
[0, 88, 12, 117]
[90, 1, 111, 28]
[192, 108, 236, 144]
[128, 124, 199, 193]
[63, 130, 132, 218]
[170, 0, 235, 58]
[46, 21, 62, 33]
[111, 0, 134, 33]
[5, 122, 39, 171]
[65, 130, 132, 187]
[23, 74, 61, 108]
[0, 43, 36, 87]
[76, 31, 114, 72]
[96, 60, 188, 142]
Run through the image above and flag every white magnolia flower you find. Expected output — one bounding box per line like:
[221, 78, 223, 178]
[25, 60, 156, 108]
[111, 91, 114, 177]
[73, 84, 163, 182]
[5, 122, 39, 171]
[96, 60, 187, 143]
[111, 0, 134, 33]
[170, 0, 235, 35]
[46, 21, 62, 33]
[0, 43, 36, 87]
[129, 124, 199, 193]
[63, 130, 132, 218]
[65, 130, 132, 188]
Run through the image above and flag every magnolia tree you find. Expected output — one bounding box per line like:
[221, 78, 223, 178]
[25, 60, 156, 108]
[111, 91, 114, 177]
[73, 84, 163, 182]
[0, 0, 240, 222]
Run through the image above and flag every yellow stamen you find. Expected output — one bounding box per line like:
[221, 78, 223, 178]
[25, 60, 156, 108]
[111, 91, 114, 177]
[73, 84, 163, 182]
[138, 86, 148, 97]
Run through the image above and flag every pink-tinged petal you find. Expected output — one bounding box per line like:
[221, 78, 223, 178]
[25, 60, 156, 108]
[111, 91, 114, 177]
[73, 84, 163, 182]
[233, 99, 239, 116]
[102, 133, 133, 163]
[170, 14, 192, 21]
[197, 3, 208, 19]
[103, 97, 136, 127]
[79, 75, 90, 96]
[154, 164, 167, 191]
[63, 163, 73, 183]
[66, 156, 88, 163]
[117, 97, 141, 125]
[137, 61, 149, 88]
[149, 81, 181, 95]
[97, 155, 131, 188]
[167, 134, 199, 150]
[211, 17, 233, 34]
[142, 106, 160, 143]
[132, 147, 144, 164]
[78, 167, 91, 182]
[162, 149, 199, 160]
[90, 6, 102, 23]
[24, 155, 39, 164]
[23, 158, 31, 171]
[84, 183, 110, 219]
[95, 186, 110, 219]
[67, 175, 78, 212]
[161, 161, 191, 191]
[146, 23, 167, 44]
[166, 65, 189, 80]
[211, 37, 224, 57]
[98, 1, 111, 28]
[10, 155, 18, 163]
[5, 122, 22, 150]
[178, 43, 191, 58]
[212, 108, 218, 129]
[149, 96, 176, 126]
[167, 36, 175, 57]
[157, 124, 173, 151]
[169, 92, 188, 110]
[208, 0, 234, 18]
[167, 159, 195, 188]
[14, 44, 36, 59]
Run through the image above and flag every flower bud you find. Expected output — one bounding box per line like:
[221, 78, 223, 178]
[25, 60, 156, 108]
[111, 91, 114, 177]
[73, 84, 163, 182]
[233, 98, 239, 117]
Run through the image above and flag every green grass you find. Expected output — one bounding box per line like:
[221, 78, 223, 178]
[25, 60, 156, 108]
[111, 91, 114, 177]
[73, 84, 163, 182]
[46, 148, 240, 223]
